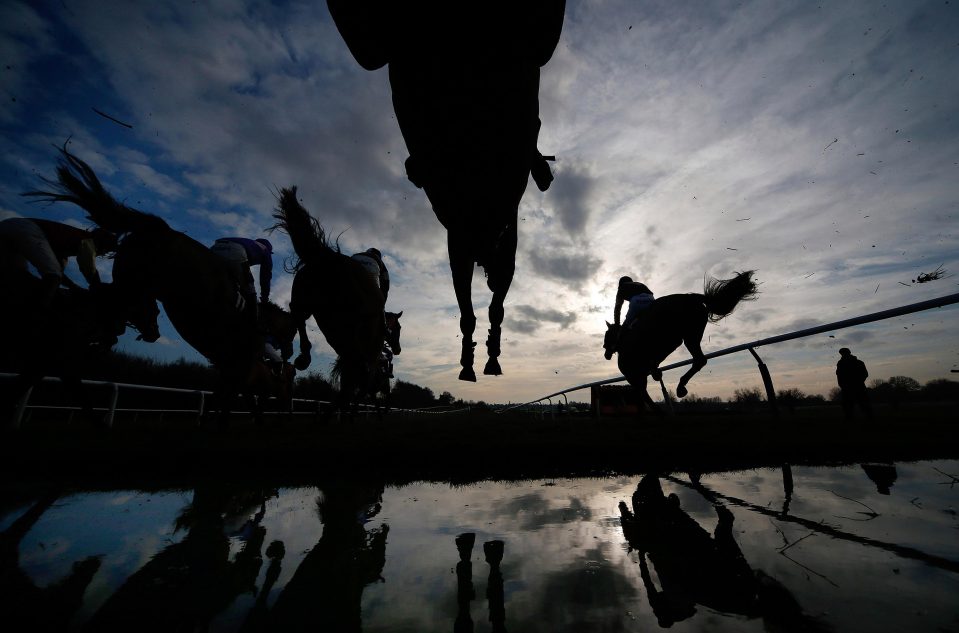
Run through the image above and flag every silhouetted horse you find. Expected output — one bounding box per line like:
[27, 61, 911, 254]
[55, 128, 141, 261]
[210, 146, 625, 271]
[241, 301, 299, 414]
[603, 271, 758, 413]
[0, 269, 159, 424]
[270, 187, 397, 415]
[328, 1, 566, 381]
[25, 147, 275, 423]
[333, 310, 403, 415]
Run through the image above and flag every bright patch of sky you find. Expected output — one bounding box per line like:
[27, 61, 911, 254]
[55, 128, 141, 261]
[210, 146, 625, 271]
[1, 0, 956, 404]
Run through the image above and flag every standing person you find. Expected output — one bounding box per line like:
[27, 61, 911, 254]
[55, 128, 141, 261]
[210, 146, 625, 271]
[0, 217, 116, 308]
[613, 276, 655, 329]
[836, 347, 872, 420]
[350, 247, 390, 302]
[210, 237, 274, 310]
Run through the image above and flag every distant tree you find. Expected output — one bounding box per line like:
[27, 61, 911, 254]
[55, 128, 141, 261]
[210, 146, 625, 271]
[391, 380, 436, 409]
[870, 375, 921, 407]
[294, 372, 337, 402]
[732, 387, 765, 404]
[888, 376, 921, 392]
[776, 387, 806, 412]
[828, 386, 842, 402]
[921, 379, 959, 401]
[437, 391, 455, 406]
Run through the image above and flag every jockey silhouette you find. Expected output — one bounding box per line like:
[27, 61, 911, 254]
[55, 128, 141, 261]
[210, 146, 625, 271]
[614, 276, 655, 329]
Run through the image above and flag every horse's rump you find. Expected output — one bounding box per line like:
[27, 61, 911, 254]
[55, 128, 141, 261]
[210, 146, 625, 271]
[620, 295, 707, 367]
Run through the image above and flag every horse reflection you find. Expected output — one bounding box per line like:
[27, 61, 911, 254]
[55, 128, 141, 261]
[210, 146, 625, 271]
[26, 147, 282, 423]
[620, 474, 829, 631]
[83, 486, 275, 632]
[261, 481, 389, 632]
[604, 271, 758, 414]
[0, 492, 102, 630]
[328, 1, 566, 381]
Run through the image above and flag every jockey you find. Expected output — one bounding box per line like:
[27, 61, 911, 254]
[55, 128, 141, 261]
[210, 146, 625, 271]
[351, 247, 390, 302]
[0, 217, 117, 308]
[210, 237, 273, 312]
[614, 276, 655, 329]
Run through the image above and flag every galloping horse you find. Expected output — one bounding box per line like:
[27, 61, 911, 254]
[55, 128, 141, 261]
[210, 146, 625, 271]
[25, 147, 278, 422]
[270, 187, 400, 414]
[0, 269, 160, 423]
[603, 271, 758, 413]
[328, 1, 566, 381]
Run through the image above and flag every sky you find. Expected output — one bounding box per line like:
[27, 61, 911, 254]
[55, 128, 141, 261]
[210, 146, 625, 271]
[1, 0, 957, 405]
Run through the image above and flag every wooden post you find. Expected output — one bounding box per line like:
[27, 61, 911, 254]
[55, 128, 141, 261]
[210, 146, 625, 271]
[748, 347, 779, 418]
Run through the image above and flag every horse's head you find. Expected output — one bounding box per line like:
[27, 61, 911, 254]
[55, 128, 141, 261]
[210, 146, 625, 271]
[603, 321, 620, 361]
[260, 301, 298, 360]
[385, 310, 403, 355]
[91, 283, 161, 344]
[129, 295, 161, 342]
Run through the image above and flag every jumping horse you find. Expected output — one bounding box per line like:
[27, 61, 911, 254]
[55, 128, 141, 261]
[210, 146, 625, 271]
[270, 187, 402, 416]
[25, 147, 287, 424]
[0, 268, 160, 425]
[603, 271, 758, 414]
[328, 1, 566, 381]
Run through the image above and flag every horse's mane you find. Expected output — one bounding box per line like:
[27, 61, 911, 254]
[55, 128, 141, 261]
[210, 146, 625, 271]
[23, 144, 170, 236]
[269, 186, 339, 273]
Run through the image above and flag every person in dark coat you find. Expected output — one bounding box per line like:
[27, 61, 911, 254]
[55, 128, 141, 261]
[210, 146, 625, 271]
[836, 347, 872, 420]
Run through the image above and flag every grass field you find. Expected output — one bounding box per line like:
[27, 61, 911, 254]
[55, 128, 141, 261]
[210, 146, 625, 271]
[2, 402, 956, 487]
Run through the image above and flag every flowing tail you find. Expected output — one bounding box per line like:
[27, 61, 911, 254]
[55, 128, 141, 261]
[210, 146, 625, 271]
[23, 144, 169, 235]
[702, 270, 758, 322]
[270, 186, 338, 271]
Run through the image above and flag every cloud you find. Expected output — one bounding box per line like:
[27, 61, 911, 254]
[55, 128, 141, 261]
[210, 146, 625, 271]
[505, 304, 577, 335]
[527, 249, 603, 286]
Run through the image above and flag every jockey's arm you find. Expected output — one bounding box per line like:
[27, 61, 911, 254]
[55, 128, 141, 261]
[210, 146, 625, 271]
[613, 288, 625, 325]
[259, 255, 272, 302]
[76, 237, 102, 286]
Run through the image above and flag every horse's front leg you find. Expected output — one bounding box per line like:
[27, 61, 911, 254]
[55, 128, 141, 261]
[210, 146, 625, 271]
[449, 235, 477, 381]
[292, 313, 312, 371]
[483, 224, 516, 377]
[677, 338, 707, 398]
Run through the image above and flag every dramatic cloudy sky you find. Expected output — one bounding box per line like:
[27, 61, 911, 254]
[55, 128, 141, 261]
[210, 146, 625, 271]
[2, 0, 957, 404]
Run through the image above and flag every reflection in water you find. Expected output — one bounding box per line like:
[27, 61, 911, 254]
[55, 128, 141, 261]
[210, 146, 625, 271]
[261, 481, 389, 632]
[619, 474, 829, 631]
[82, 485, 274, 632]
[454, 533, 475, 633]
[861, 463, 898, 495]
[1, 460, 957, 631]
[0, 492, 100, 631]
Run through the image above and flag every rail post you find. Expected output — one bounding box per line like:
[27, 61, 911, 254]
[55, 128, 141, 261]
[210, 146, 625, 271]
[13, 386, 33, 430]
[105, 382, 119, 428]
[658, 379, 674, 415]
[748, 347, 778, 418]
[196, 391, 206, 425]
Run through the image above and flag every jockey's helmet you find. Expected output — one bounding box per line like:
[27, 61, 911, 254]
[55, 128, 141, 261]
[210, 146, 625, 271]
[255, 238, 273, 253]
[618, 275, 633, 286]
[366, 247, 382, 260]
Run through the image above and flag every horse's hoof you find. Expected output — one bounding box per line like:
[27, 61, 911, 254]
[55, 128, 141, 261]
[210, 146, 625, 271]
[483, 358, 502, 376]
[676, 385, 688, 398]
[459, 367, 477, 382]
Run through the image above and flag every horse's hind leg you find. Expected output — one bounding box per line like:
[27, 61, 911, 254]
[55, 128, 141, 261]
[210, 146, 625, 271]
[449, 235, 478, 381]
[677, 324, 708, 398]
[483, 224, 517, 377]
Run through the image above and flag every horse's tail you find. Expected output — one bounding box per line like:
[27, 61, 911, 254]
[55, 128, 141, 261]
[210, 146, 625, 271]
[270, 186, 337, 271]
[702, 270, 758, 323]
[330, 356, 343, 390]
[23, 144, 170, 235]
